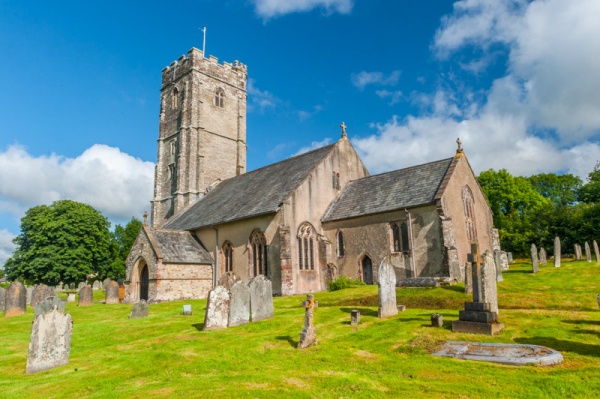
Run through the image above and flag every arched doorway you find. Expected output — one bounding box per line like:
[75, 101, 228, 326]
[139, 264, 149, 301]
[362, 256, 373, 285]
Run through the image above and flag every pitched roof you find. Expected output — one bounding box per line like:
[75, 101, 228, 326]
[322, 157, 454, 222]
[146, 227, 213, 264]
[164, 144, 336, 230]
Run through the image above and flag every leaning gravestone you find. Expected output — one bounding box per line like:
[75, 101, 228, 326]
[249, 275, 274, 322]
[481, 251, 499, 315]
[594, 240, 600, 263]
[298, 294, 317, 349]
[78, 286, 93, 306]
[228, 280, 250, 327]
[493, 250, 503, 282]
[218, 272, 241, 291]
[585, 242, 592, 263]
[0, 286, 5, 313]
[5, 281, 27, 317]
[539, 248, 547, 266]
[30, 284, 55, 308]
[129, 300, 149, 319]
[203, 285, 231, 330]
[105, 281, 120, 305]
[531, 244, 539, 274]
[554, 237, 561, 268]
[26, 296, 72, 374]
[377, 257, 398, 318]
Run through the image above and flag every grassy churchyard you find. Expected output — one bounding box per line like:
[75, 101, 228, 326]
[2, 259, 600, 398]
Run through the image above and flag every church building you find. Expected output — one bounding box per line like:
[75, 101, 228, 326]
[124, 48, 497, 303]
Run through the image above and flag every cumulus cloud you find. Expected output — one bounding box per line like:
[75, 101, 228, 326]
[294, 138, 332, 156]
[0, 144, 154, 228]
[0, 229, 16, 268]
[252, 0, 353, 20]
[247, 78, 279, 112]
[356, 0, 600, 179]
[351, 70, 401, 91]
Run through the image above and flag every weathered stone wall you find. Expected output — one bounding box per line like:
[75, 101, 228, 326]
[155, 263, 212, 302]
[124, 229, 159, 303]
[153, 48, 248, 227]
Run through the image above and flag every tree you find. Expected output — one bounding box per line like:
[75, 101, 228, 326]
[108, 217, 142, 280]
[4, 200, 113, 285]
[578, 161, 600, 204]
[528, 173, 581, 209]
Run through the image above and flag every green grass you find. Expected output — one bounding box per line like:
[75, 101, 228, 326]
[2, 259, 600, 398]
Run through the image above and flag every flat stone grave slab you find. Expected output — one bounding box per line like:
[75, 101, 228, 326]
[433, 341, 563, 366]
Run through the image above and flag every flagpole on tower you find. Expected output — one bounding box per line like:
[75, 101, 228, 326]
[200, 26, 206, 58]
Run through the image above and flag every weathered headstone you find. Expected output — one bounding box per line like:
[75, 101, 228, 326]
[129, 300, 149, 319]
[493, 250, 503, 282]
[507, 252, 513, 263]
[595, 241, 600, 263]
[5, 281, 27, 317]
[585, 242, 592, 263]
[66, 291, 77, 303]
[26, 286, 33, 305]
[26, 296, 72, 374]
[377, 257, 398, 318]
[500, 251, 509, 271]
[464, 262, 473, 295]
[597, 294, 600, 309]
[92, 280, 101, 290]
[481, 251, 499, 315]
[531, 244, 539, 274]
[298, 294, 317, 349]
[248, 275, 274, 322]
[397, 305, 406, 312]
[431, 313, 443, 327]
[539, 248, 547, 266]
[183, 304, 192, 315]
[228, 280, 250, 327]
[30, 284, 54, 308]
[0, 286, 5, 313]
[103, 278, 112, 289]
[203, 285, 230, 330]
[351, 309, 360, 325]
[77, 282, 87, 290]
[218, 272, 241, 291]
[575, 244, 582, 260]
[554, 237, 561, 268]
[105, 280, 120, 305]
[78, 286, 93, 306]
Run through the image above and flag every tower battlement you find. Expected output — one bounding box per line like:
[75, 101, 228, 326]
[161, 48, 247, 88]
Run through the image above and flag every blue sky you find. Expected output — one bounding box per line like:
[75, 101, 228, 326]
[2, 0, 600, 265]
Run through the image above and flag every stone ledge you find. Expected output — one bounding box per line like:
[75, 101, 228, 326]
[451, 320, 504, 336]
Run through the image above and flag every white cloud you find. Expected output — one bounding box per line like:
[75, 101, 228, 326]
[0, 229, 16, 268]
[0, 144, 154, 228]
[356, 0, 600, 179]
[247, 78, 279, 112]
[375, 90, 403, 105]
[294, 138, 332, 156]
[252, 0, 353, 19]
[351, 70, 401, 91]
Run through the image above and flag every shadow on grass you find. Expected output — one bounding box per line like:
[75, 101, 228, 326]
[276, 335, 297, 348]
[191, 323, 205, 332]
[340, 307, 378, 317]
[503, 269, 534, 274]
[440, 285, 465, 293]
[513, 336, 600, 357]
[562, 319, 600, 326]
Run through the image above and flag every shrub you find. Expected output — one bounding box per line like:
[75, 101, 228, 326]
[328, 275, 365, 291]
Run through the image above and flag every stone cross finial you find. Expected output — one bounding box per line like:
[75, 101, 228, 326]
[340, 122, 347, 139]
[456, 138, 463, 154]
[143, 211, 148, 226]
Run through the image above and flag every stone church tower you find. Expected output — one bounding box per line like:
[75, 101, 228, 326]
[151, 48, 248, 227]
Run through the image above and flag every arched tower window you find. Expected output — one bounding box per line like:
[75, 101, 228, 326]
[250, 230, 268, 276]
[172, 87, 179, 109]
[297, 223, 316, 270]
[463, 186, 478, 242]
[336, 230, 345, 258]
[222, 241, 233, 273]
[215, 88, 225, 108]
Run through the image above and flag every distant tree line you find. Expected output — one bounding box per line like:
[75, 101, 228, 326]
[478, 163, 600, 256]
[3, 200, 141, 286]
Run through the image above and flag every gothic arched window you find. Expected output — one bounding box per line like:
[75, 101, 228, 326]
[298, 223, 316, 270]
[463, 186, 478, 242]
[336, 230, 345, 258]
[215, 88, 224, 108]
[390, 221, 411, 253]
[250, 230, 268, 276]
[222, 241, 233, 273]
[172, 87, 179, 109]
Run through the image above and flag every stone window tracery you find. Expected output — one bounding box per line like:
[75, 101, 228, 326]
[222, 241, 233, 273]
[298, 223, 316, 270]
[215, 88, 225, 108]
[390, 221, 410, 253]
[250, 230, 268, 276]
[463, 186, 478, 242]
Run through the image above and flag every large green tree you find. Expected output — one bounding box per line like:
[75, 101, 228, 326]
[4, 200, 113, 285]
[108, 217, 142, 280]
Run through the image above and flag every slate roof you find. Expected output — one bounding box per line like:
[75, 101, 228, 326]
[164, 144, 336, 231]
[322, 157, 454, 222]
[148, 228, 213, 264]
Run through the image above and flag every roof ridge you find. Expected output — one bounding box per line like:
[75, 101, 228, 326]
[359, 157, 455, 181]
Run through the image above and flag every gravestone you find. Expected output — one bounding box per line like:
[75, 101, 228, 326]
[575, 244, 582, 260]
[78, 282, 86, 290]
[183, 304, 192, 315]
[53, 284, 62, 293]
[481, 251, 499, 315]
[585, 242, 592, 263]
[351, 309, 360, 326]
[493, 250, 503, 282]
[103, 278, 112, 289]
[531, 244, 539, 274]
[298, 294, 317, 349]
[129, 300, 149, 319]
[26, 286, 33, 305]
[431, 313, 443, 327]
[5, 281, 27, 317]
[0, 286, 5, 313]
[228, 280, 250, 327]
[500, 251, 509, 271]
[26, 296, 72, 374]
[248, 275, 274, 322]
[105, 281, 120, 305]
[218, 272, 241, 291]
[594, 241, 600, 263]
[377, 257, 398, 318]
[92, 280, 101, 290]
[66, 291, 77, 303]
[507, 252, 513, 263]
[554, 237, 561, 268]
[203, 285, 230, 330]
[78, 286, 93, 306]
[539, 248, 547, 266]
[597, 294, 600, 309]
[464, 262, 473, 295]
[397, 305, 406, 312]
[30, 284, 54, 308]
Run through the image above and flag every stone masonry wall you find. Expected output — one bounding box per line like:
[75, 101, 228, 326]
[155, 263, 212, 301]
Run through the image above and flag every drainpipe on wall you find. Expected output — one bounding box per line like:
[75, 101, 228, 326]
[211, 225, 219, 288]
[405, 209, 416, 278]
